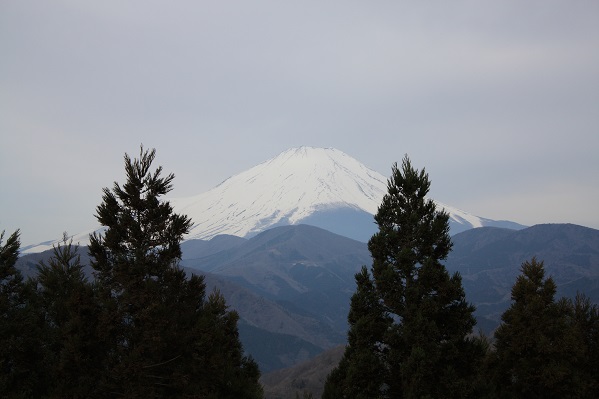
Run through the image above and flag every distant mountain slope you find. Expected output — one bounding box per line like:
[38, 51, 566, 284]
[180, 234, 247, 259]
[239, 322, 324, 373]
[201, 271, 342, 372]
[446, 223, 599, 333]
[181, 224, 371, 334]
[184, 223, 599, 338]
[16, 223, 599, 375]
[260, 345, 345, 399]
[201, 262, 343, 350]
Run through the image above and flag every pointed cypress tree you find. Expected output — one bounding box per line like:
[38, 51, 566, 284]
[88, 146, 195, 397]
[329, 156, 480, 398]
[372, 157, 479, 398]
[492, 258, 583, 399]
[88, 146, 262, 397]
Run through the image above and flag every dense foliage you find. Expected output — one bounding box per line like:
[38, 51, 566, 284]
[487, 258, 599, 398]
[324, 257, 599, 399]
[324, 156, 483, 398]
[2, 151, 598, 398]
[323, 157, 599, 398]
[1, 147, 262, 398]
[1, 229, 49, 397]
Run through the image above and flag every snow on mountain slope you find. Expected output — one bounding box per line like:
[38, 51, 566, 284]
[22, 146, 525, 253]
[171, 146, 521, 241]
[21, 227, 106, 254]
[170, 147, 387, 240]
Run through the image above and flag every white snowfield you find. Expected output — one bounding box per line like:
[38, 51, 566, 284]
[23, 147, 492, 253]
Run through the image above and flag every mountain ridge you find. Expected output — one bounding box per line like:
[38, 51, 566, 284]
[446, 223, 599, 332]
[181, 224, 371, 334]
[15, 223, 599, 373]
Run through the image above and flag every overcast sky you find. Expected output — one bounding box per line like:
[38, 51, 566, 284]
[1, 1, 598, 247]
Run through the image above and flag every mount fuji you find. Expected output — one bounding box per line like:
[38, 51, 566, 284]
[23, 146, 524, 253]
[170, 146, 524, 242]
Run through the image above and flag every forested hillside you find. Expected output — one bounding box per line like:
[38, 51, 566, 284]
[4, 149, 598, 398]
[2, 147, 263, 398]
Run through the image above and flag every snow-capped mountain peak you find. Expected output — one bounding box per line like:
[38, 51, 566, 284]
[170, 146, 389, 240]
[172, 146, 524, 242]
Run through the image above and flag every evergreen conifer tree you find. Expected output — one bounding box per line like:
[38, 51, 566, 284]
[373, 157, 479, 398]
[88, 146, 262, 398]
[192, 290, 263, 399]
[0, 229, 24, 394]
[321, 355, 349, 399]
[36, 235, 104, 398]
[567, 293, 599, 396]
[0, 229, 48, 398]
[325, 156, 480, 398]
[492, 258, 587, 399]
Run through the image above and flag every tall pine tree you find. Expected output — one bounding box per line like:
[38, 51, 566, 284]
[88, 146, 262, 398]
[325, 156, 480, 398]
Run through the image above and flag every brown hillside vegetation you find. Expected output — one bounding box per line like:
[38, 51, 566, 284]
[261, 345, 345, 399]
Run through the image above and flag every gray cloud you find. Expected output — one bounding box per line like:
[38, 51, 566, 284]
[1, 0, 598, 245]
